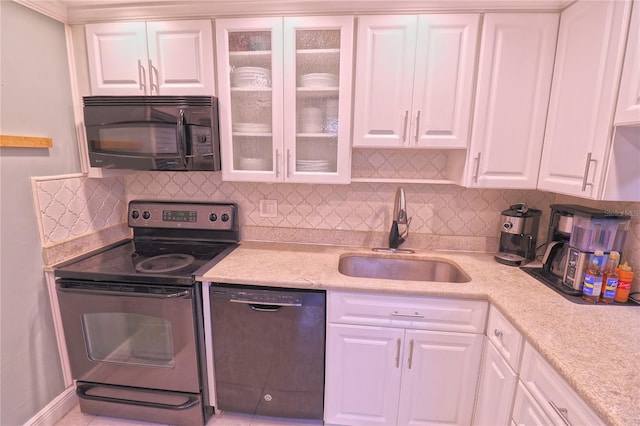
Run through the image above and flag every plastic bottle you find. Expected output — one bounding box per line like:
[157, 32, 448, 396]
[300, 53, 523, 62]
[614, 262, 634, 303]
[600, 251, 620, 304]
[582, 251, 604, 303]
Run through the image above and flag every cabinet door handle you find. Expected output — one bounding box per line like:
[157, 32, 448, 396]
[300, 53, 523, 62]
[390, 311, 424, 318]
[407, 339, 415, 369]
[473, 152, 482, 183]
[493, 328, 503, 338]
[138, 60, 147, 93]
[414, 110, 421, 143]
[581, 152, 597, 192]
[395, 338, 401, 368]
[148, 59, 159, 94]
[286, 149, 291, 178]
[275, 149, 280, 177]
[548, 400, 572, 426]
[402, 110, 409, 143]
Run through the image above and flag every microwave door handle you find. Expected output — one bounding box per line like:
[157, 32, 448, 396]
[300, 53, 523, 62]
[177, 109, 188, 169]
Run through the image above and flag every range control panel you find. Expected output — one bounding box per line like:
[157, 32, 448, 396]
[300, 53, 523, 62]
[128, 201, 237, 231]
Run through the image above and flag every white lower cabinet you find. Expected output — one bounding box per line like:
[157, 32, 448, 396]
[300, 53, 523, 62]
[473, 305, 523, 425]
[512, 381, 553, 425]
[515, 342, 605, 425]
[324, 291, 486, 426]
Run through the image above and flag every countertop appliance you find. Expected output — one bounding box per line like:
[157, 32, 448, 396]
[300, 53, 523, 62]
[209, 284, 326, 420]
[522, 204, 632, 303]
[84, 96, 220, 171]
[494, 203, 541, 266]
[54, 200, 238, 426]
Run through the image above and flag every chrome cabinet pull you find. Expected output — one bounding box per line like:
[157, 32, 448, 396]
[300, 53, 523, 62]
[402, 110, 409, 143]
[581, 152, 597, 192]
[275, 149, 280, 177]
[148, 59, 158, 94]
[473, 152, 482, 183]
[494, 328, 504, 338]
[286, 149, 291, 178]
[395, 338, 401, 368]
[548, 400, 572, 426]
[414, 110, 421, 143]
[390, 311, 424, 318]
[137, 60, 146, 93]
[407, 339, 415, 369]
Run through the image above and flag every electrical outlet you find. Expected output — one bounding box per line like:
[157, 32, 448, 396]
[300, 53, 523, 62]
[259, 199, 278, 218]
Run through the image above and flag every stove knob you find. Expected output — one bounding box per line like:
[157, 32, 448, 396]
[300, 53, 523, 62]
[221, 213, 229, 222]
[142, 211, 151, 220]
[209, 213, 218, 222]
[131, 210, 140, 219]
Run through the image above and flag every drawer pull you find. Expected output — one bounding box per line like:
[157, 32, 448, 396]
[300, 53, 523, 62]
[390, 311, 424, 318]
[549, 400, 572, 426]
[494, 329, 504, 338]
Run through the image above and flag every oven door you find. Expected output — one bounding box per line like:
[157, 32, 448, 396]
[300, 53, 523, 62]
[56, 280, 201, 393]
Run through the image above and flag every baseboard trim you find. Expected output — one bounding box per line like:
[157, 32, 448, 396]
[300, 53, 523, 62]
[24, 385, 77, 426]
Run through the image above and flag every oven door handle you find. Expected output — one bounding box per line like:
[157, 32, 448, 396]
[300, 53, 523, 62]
[76, 383, 199, 411]
[56, 285, 191, 299]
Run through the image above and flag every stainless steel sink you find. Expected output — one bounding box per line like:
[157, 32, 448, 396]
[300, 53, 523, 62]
[338, 254, 471, 283]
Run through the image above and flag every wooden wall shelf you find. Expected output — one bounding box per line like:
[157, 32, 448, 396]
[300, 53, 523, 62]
[0, 135, 53, 148]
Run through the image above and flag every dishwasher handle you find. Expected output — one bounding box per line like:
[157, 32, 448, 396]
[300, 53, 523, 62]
[230, 298, 302, 308]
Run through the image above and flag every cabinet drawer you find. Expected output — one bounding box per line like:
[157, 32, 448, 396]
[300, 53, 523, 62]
[512, 381, 553, 425]
[520, 342, 604, 425]
[486, 305, 524, 372]
[327, 291, 487, 333]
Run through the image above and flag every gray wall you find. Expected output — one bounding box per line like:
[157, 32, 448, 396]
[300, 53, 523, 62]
[0, 1, 80, 424]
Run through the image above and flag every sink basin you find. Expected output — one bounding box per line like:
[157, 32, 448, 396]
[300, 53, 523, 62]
[338, 254, 471, 283]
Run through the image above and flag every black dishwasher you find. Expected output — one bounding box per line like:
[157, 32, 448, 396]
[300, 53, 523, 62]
[210, 284, 325, 419]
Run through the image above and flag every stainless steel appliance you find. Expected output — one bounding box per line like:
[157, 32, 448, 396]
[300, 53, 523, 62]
[523, 204, 631, 302]
[54, 200, 238, 426]
[494, 203, 541, 266]
[209, 285, 325, 420]
[84, 96, 220, 171]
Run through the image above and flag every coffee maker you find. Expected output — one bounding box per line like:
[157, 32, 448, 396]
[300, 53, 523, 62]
[541, 204, 631, 292]
[495, 203, 542, 266]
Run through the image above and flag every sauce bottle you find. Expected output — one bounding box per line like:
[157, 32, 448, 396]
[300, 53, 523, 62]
[600, 251, 620, 304]
[614, 262, 634, 303]
[582, 251, 604, 303]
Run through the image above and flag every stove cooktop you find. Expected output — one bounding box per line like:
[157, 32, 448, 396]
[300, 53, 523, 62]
[55, 240, 237, 285]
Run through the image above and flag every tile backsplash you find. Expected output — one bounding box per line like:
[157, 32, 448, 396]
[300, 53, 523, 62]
[31, 171, 639, 293]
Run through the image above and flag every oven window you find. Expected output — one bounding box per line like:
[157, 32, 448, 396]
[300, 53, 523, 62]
[93, 125, 177, 154]
[82, 313, 175, 368]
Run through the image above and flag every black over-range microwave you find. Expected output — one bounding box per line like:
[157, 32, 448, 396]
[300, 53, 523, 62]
[83, 96, 221, 171]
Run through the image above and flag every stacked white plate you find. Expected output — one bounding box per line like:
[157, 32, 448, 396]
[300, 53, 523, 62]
[296, 159, 334, 172]
[232, 67, 272, 88]
[300, 73, 338, 88]
[239, 157, 269, 170]
[233, 122, 272, 133]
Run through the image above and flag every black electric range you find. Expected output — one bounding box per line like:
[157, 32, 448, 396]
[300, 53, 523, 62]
[55, 200, 239, 286]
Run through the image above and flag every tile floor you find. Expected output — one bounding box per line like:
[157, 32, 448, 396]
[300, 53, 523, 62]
[56, 404, 324, 426]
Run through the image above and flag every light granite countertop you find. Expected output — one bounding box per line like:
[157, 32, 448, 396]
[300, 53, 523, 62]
[199, 241, 640, 426]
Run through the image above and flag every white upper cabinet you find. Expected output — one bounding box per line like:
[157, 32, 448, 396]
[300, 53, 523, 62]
[216, 16, 353, 183]
[85, 20, 214, 96]
[537, 0, 633, 198]
[352, 14, 480, 149]
[466, 13, 559, 189]
[615, 0, 640, 125]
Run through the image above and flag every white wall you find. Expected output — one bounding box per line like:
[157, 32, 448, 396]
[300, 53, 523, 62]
[0, 1, 81, 424]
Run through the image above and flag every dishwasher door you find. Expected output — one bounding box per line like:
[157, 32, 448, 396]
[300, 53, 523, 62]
[210, 284, 325, 419]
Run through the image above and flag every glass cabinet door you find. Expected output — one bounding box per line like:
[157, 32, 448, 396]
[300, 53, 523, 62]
[284, 16, 354, 184]
[217, 17, 353, 183]
[217, 18, 284, 182]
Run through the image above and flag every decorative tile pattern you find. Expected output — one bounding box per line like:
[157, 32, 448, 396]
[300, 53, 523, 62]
[31, 174, 127, 246]
[125, 171, 556, 242]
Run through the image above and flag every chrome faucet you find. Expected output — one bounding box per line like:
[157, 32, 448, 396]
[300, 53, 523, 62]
[388, 187, 412, 249]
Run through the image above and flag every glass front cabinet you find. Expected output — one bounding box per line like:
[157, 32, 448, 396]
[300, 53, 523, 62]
[216, 16, 354, 183]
